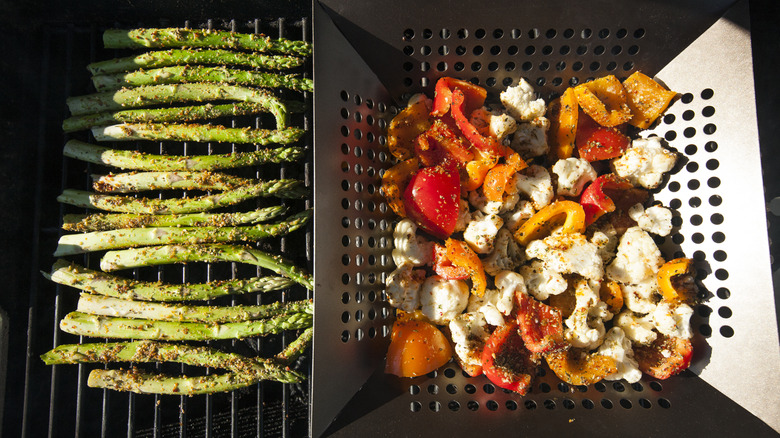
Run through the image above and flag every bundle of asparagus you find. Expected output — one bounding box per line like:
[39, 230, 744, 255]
[43, 25, 314, 395]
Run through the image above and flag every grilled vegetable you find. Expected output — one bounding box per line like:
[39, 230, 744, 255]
[480, 322, 534, 394]
[385, 319, 452, 377]
[92, 123, 304, 144]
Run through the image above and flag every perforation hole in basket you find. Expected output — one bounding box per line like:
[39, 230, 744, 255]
[398, 26, 648, 95]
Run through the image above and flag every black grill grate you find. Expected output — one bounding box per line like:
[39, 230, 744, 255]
[19, 15, 312, 438]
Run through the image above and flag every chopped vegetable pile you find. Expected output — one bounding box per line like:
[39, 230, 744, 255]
[382, 73, 695, 392]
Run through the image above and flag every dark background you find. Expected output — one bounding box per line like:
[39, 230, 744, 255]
[0, 0, 777, 436]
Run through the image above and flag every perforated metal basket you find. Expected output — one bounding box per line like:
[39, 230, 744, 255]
[311, 0, 780, 436]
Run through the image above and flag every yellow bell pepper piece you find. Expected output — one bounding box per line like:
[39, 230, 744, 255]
[548, 87, 579, 160]
[623, 71, 677, 129]
[513, 200, 586, 246]
[656, 258, 693, 301]
[574, 75, 632, 127]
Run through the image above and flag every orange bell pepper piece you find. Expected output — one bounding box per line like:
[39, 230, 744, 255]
[380, 158, 419, 217]
[545, 348, 618, 386]
[573, 75, 632, 127]
[461, 153, 498, 191]
[385, 319, 453, 377]
[599, 280, 624, 314]
[387, 96, 433, 161]
[482, 152, 528, 202]
[548, 87, 579, 160]
[656, 258, 694, 301]
[622, 71, 677, 129]
[513, 200, 586, 246]
[445, 238, 487, 297]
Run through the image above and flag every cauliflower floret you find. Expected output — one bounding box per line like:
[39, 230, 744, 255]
[467, 187, 503, 215]
[463, 212, 503, 254]
[510, 118, 549, 158]
[419, 275, 470, 325]
[513, 164, 554, 210]
[449, 312, 490, 368]
[518, 260, 568, 301]
[501, 200, 535, 233]
[628, 203, 673, 237]
[385, 264, 426, 312]
[482, 228, 525, 276]
[391, 219, 434, 267]
[612, 136, 677, 189]
[469, 108, 518, 142]
[526, 233, 604, 280]
[564, 279, 612, 350]
[597, 327, 643, 383]
[606, 226, 664, 285]
[494, 270, 528, 297]
[454, 198, 471, 233]
[500, 78, 546, 122]
[590, 223, 619, 263]
[652, 301, 694, 339]
[614, 309, 658, 345]
[467, 287, 514, 327]
[552, 157, 597, 197]
[621, 280, 660, 314]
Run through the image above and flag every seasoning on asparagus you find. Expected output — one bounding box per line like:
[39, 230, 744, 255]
[57, 179, 307, 214]
[103, 28, 312, 57]
[45, 259, 295, 302]
[93, 171, 251, 193]
[66, 83, 289, 128]
[100, 244, 313, 290]
[54, 209, 311, 255]
[92, 65, 313, 93]
[59, 311, 312, 340]
[92, 123, 304, 144]
[88, 369, 257, 395]
[87, 49, 304, 76]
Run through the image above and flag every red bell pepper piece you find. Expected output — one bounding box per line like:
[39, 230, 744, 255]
[480, 321, 534, 394]
[634, 335, 693, 380]
[515, 292, 567, 354]
[579, 174, 634, 225]
[575, 114, 630, 161]
[431, 77, 487, 117]
[450, 88, 509, 157]
[432, 243, 469, 280]
[415, 117, 474, 167]
[403, 161, 461, 239]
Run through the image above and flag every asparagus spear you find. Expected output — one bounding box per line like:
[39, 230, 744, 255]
[46, 259, 295, 302]
[66, 83, 288, 128]
[59, 311, 312, 340]
[92, 65, 313, 93]
[103, 28, 312, 57]
[275, 327, 313, 366]
[54, 209, 311, 255]
[76, 293, 312, 323]
[63, 140, 303, 171]
[92, 123, 304, 145]
[63, 206, 287, 232]
[87, 49, 304, 75]
[100, 244, 313, 290]
[88, 369, 258, 395]
[93, 171, 250, 193]
[57, 180, 307, 214]
[63, 102, 280, 133]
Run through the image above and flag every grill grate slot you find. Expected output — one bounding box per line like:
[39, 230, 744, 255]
[24, 15, 312, 438]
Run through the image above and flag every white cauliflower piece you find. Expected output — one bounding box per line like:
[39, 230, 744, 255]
[526, 233, 604, 280]
[510, 118, 549, 158]
[391, 219, 434, 267]
[612, 136, 677, 189]
[467, 287, 514, 327]
[500, 78, 546, 121]
[513, 164, 554, 210]
[621, 280, 660, 314]
[419, 275, 470, 325]
[482, 228, 524, 276]
[614, 309, 658, 345]
[597, 327, 643, 383]
[564, 279, 612, 350]
[449, 312, 490, 368]
[385, 264, 426, 312]
[463, 212, 503, 254]
[590, 223, 619, 263]
[606, 226, 664, 285]
[494, 270, 528, 297]
[467, 187, 503, 215]
[552, 158, 597, 197]
[490, 111, 518, 141]
[628, 203, 673, 237]
[652, 301, 694, 339]
[518, 260, 568, 301]
[501, 200, 535, 233]
[454, 198, 471, 233]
